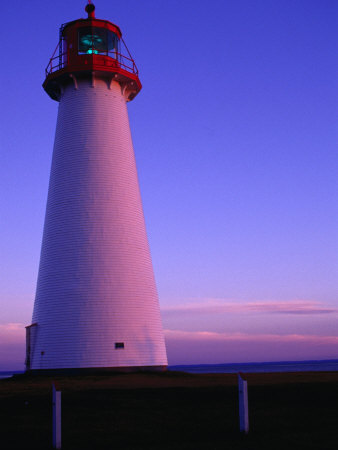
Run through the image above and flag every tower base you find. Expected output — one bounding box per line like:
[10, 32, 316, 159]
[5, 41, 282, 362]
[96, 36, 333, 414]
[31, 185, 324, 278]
[25, 365, 167, 376]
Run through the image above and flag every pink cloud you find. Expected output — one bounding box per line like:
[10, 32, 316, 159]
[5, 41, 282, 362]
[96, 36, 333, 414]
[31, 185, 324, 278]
[0, 323, 25, 370]
[0, 323, 25, 343]
[162, 299, 338, 316]
[164, 329, 338, 365]
[164, 329, 338, 344]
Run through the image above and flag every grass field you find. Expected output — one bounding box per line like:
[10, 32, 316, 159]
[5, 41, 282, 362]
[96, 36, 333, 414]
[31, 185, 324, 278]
[1, 371, 338, 449]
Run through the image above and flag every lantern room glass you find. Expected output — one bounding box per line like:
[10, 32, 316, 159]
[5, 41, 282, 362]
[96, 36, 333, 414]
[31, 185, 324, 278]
[78, 27, 119, 57]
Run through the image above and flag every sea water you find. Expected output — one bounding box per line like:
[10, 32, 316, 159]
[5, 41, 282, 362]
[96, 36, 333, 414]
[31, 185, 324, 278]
[0, 371, 25, 379]
[170, 359, 338, 374]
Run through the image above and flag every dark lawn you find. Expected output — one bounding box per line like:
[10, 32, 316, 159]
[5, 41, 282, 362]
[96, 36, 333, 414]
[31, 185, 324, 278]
[1, 371, 338, 449]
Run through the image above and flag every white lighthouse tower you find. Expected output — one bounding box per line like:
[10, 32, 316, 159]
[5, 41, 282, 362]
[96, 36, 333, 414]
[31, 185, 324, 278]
[25, 2, 167, 373]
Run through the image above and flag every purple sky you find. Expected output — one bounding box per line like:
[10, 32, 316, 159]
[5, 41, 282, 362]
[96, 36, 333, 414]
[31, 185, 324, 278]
[1, 0, 338, 370]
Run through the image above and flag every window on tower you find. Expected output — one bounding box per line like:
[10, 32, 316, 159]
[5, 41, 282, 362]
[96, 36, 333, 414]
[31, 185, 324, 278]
[78, 27, 119, 58]
[115, 342, 125, 349]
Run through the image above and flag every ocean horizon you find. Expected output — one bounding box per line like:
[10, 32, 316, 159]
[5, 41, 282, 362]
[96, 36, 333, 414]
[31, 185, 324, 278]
[1, 359, 338, 379]
[170, 358, 338, 374]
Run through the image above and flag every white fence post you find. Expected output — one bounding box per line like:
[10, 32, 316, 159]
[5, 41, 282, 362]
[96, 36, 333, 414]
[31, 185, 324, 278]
[238, 373, 249, 434]
[52, 383, 62, 449]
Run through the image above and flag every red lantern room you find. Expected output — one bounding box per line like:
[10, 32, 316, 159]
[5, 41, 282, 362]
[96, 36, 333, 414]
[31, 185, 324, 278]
[43, 2, 142, 102]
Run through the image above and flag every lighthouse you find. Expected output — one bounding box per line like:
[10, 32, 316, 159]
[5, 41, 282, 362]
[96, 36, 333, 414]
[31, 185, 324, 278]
[25, 2, 168, 373]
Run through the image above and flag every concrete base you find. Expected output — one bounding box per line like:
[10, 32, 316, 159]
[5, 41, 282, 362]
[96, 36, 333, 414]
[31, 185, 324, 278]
[25, 365, 167, 376]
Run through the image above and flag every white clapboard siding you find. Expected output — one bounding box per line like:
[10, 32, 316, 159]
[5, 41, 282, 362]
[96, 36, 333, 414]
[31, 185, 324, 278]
[31, 78, 167, 369]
